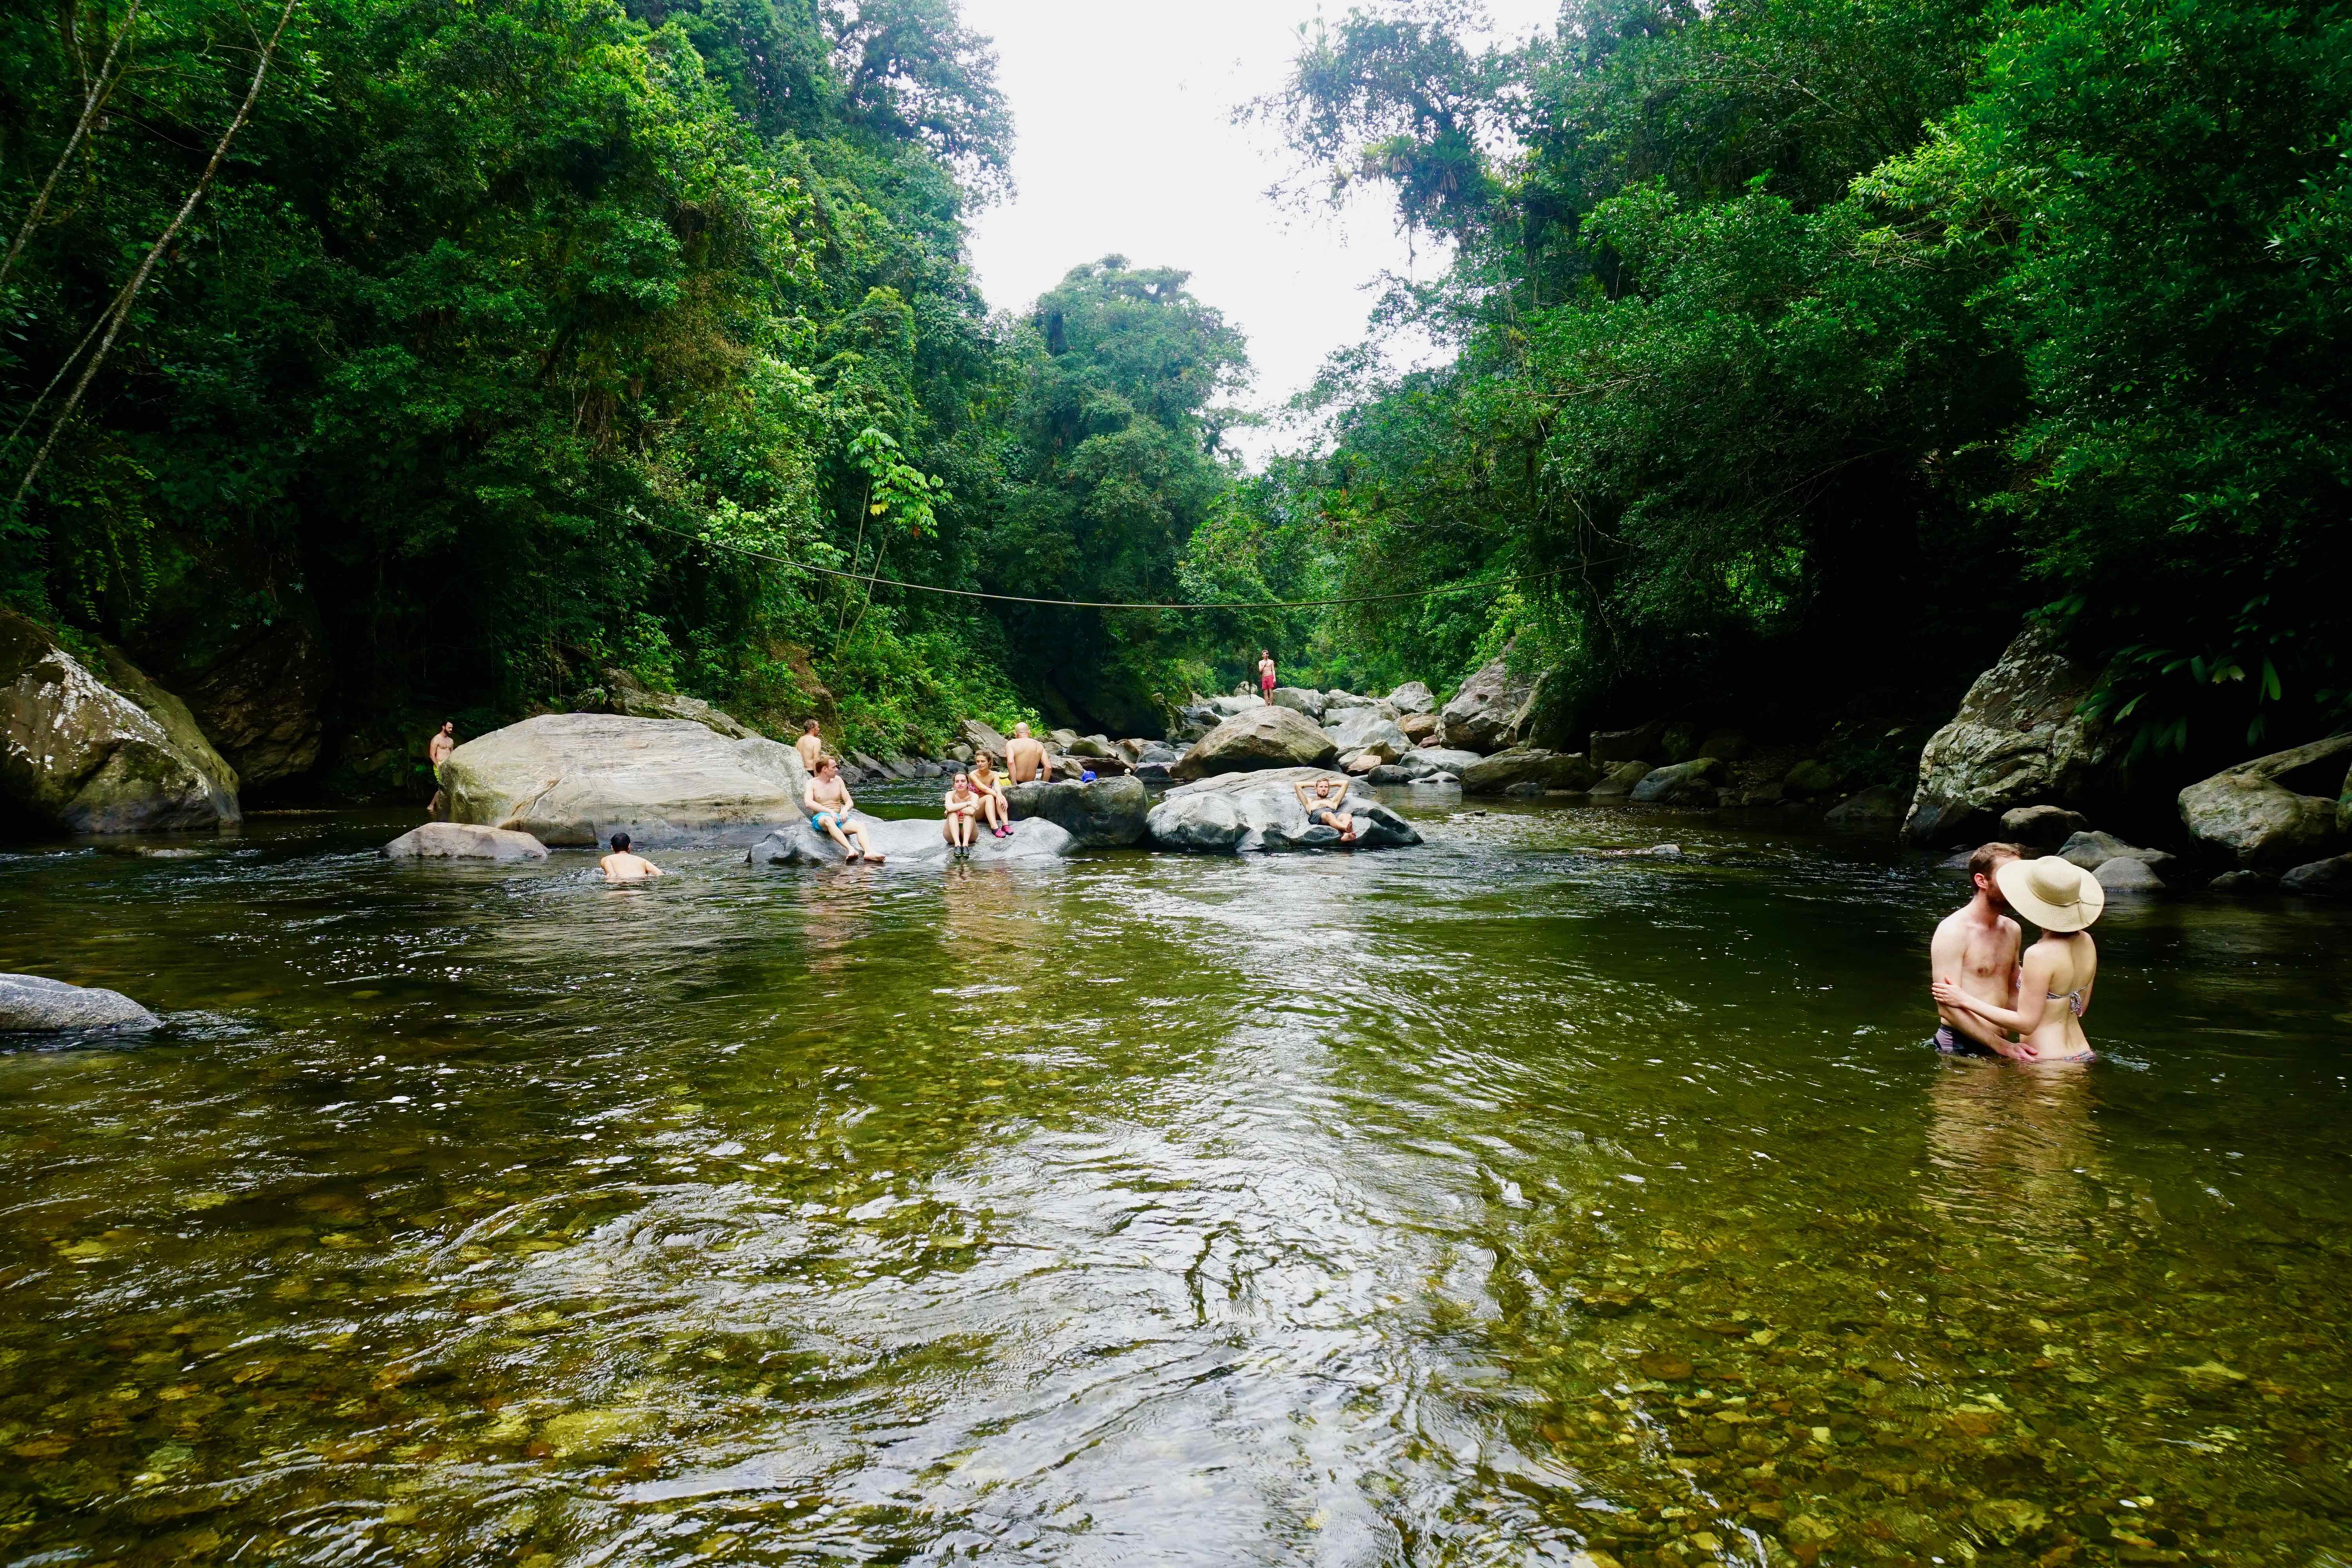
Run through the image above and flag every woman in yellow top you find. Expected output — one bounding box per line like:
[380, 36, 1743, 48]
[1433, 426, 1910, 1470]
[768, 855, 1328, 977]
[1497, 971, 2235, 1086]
[1933, 855, 2102, 1062]
[968, 753, 1013, 838]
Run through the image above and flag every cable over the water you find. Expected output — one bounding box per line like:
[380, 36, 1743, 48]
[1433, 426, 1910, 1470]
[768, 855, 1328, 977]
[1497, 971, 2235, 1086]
[631, 515, 1565, 612]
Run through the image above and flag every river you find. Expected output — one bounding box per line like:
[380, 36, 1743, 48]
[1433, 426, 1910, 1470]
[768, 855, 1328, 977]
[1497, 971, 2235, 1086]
[1, 795, 2347, 1566]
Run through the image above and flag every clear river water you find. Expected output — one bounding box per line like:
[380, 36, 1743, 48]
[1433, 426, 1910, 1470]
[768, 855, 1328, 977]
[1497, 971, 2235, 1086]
[0, 792, 2347, 1568]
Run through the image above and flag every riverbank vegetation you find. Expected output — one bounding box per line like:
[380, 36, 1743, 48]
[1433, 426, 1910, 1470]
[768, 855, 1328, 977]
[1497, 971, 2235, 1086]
[4, 0, 2347, 795]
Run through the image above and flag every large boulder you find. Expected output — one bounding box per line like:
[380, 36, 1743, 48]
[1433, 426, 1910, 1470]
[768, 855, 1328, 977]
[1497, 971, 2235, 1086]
[590, 668, 760, 740]
[441, 713, 811, 847]
[1387, 681, 1436, 716]
[1267, 686, 1326, 720]
[1828, 784, 1909, 826]
[957, 718, 1010, 760]
[1630, 758, 1725, 806]
[1592, 721, 1669, 765]
[0, 973, 160, 1033]
[1146, 767, 1421, 853]
[381, 822, 549, 861]
[1325, 708, 1413, 756]
[1002, 776, 1149, 846]
[2177, 733, 2352, 870]
[2095, 856, 2165, 891]
[2281, 854, 2352, 897]
[1209, 693, 1267, 717]
[1461, 748, 1598, 796]
[2001, 804, 2089, 851]
[749, 813, 1075, 866]
[1406, 746, 1485, 775]
[0, 609, 241, 833]
[1589, 760, 1652, 799]
[1399, 712, 1441, 746]
[1171, 706, 1338, 780]
[1902, 625, 2114, 846]
[1437, 656, 1536, 752]
[2057, 829, 2173, 874]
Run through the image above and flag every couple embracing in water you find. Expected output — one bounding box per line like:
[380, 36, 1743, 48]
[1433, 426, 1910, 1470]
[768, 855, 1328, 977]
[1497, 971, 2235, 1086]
[1930, 842, 2103, 1062]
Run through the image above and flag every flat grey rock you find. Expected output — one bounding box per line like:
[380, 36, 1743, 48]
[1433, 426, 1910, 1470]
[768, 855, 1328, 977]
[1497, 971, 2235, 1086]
[748, 813, 1076, 867]
[381, 822, 549, 860]
[0, 973, 161, 1033]
[2059, 829, 2172, 872]
[2094, 855, 2165, 891]
[1149, 767, 1421, 853]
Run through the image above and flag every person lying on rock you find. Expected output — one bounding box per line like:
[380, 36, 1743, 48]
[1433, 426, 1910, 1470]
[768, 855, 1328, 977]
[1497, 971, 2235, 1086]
[806, 757, 884, 862]
[943, 773, 983, 851]
[795, 719, 824, 772]
[600, 832, 663, 883]
[1294, 777, 1359, 844]
[969, 754, 1013, 837]
[1006, 722, 1052, 785]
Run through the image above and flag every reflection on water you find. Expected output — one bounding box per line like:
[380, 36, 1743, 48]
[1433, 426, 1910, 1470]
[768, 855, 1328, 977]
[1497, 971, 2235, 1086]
[0, 802, 2348, 1566]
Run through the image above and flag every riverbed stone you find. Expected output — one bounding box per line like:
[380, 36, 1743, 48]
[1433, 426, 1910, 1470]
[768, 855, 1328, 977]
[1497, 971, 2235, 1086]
[1171, 706, 1338, 780]
[2177, 733, 2352, 869]
[2094, 856, 2165, 891]
[1148, 766, 1421, 853]
[2207, 869, 2274, 893]
[1630, 758, 1724, 806]
[749, 813, 1075, 866]
[1407, 746, 1485, 776]
[2001, 804, 2090, 850]
[441, 713, 811, 847]
[1437, 655, 1536, 752]
[1588, 760, 1653, 799]
[381, 822, 549, 861]
[1387, 681, 1436, 715]
[1592, 720, 1669, 765]
[0, 608, 242, 833]
[1002, 776, 1149, 846]
[1398, 712, 1441, 746]
[1325, 708, 1413, 756]
[0, 973, 161, 1033]
[1783, 758, 1840, 799]
[1827, 784, 1908, 826]
[2058, 829, 2173, 873]
[2280, 854, 2352, 897]
[1209, 693, 1266, 717]
[1902, 624, 2114, 846]
[1463, 748, 1598, 795]
[1267, 686, 1326, 720]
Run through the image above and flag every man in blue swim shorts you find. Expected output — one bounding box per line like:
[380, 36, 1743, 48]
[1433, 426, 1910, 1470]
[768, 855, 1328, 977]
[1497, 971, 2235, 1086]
[805, 756, 884, 862]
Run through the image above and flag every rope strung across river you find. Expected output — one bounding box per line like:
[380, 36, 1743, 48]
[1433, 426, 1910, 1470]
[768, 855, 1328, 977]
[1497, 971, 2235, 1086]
[631, 515, 1570, 612]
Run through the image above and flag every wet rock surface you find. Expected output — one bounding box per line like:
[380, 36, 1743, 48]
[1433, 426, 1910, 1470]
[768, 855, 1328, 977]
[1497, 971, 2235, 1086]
[1169, 706, 1338, 779]
[0, 973, 160, 1033]
[2177, 734, 2352, 870]
[380, 822, 549, 861]
[1002, 776, 1149, 846]
[1147, 767, 1421, 853]
[1902, 626, 2114, 846]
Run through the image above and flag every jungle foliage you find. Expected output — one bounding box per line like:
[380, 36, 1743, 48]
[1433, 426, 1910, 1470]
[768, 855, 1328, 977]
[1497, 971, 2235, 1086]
[1240, 0, 2352, 760]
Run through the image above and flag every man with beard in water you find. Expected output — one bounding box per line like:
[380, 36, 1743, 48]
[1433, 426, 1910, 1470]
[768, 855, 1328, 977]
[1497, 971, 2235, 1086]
[1930, 841, 2026, 1057]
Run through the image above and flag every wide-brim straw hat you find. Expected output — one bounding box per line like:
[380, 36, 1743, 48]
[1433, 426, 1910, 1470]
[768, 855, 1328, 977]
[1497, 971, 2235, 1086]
[1996, 854, 2106, 932]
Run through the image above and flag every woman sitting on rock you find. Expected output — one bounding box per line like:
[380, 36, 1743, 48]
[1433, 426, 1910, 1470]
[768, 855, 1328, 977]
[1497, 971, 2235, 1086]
[1294, 777, 1358, 845]
[1932, 856, 2102, 1062]
[969, 753, 1012, 838]
[943, 773, 983, 852]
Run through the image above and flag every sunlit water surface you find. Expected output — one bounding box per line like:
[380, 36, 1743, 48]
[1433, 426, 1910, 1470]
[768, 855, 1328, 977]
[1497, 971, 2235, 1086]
[1, 796, 2347, 1567]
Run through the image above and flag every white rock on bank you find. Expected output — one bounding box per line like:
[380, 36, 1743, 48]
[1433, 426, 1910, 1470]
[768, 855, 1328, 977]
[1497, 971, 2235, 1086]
[381, 822, 550, 861]
[441, 713, 811, 846]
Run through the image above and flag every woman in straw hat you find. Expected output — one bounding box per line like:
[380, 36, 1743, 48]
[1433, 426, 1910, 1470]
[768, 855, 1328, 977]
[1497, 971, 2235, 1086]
[1932, 856, 2102, 1061]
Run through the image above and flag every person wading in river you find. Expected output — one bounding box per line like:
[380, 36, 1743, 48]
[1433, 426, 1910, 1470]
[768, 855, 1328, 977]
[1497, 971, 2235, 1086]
[806, 757, 883, 862]
[1005, 722, 1053, 784]
[1928, 842, 2025, 1057]
[600, 832, 663, 883]
[425, 720, 457, 819]
[795, 719, 824, 772]
[1935, 857, 2102, 1063]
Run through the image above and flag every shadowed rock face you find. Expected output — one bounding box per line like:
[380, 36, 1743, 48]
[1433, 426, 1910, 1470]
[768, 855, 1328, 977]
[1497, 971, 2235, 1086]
[1147, 767, 1422, 854]
[0, 609, 241, 833]
[153, 617, 330, 788]
[748, 813, 1075, 866]
[1003, 777, 1149, 846]
[0, 973, 160, 1033]
[2177, 733, 2352, 869]
[1463, 748, 1599, 796]
[1170, 707, 1338, 780]
[441, 713, 809, 847]
[1902, 626, 2113, 846]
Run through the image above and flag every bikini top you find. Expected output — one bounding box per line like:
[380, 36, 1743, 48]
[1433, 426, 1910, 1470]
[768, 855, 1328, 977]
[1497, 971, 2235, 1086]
[2046, 986, 2085, 1016]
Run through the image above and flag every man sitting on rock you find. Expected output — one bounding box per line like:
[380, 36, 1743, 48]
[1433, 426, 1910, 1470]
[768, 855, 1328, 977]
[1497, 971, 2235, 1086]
[1929, 841, 2024, 1056]
[943, 772, 983, 852]
[806, 757, 883, 862]
[600, 832, 663, 883]
[969, 753, 1012, 837]
[1294, 777, 1358, 844]
[1006, 722, 1052, 785]
[795, 719, 824, 772]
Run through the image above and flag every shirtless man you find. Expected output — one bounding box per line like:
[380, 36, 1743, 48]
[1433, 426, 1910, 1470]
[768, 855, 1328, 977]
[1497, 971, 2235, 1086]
[1294, 776, 1358, 844]
[1258, 649, 1277, 701]
[943, 773, 982, 850]
[425, 720, 457, 818]
[1929, 842, 2026, 1057]
[1005, 722, 1052, 785]
[969, 753, 1012, 837]
[600, 831, 663, 883]
[795, 719, 824, 771]
[806, 757, 883, 862]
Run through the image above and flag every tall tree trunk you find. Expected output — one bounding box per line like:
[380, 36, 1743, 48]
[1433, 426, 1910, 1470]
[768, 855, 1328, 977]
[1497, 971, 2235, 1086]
[0, 0, 145, 292]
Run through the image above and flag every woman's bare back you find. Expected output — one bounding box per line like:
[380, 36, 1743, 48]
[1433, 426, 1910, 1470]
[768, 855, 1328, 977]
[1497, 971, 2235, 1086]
[2021, 931, 2097, 1060]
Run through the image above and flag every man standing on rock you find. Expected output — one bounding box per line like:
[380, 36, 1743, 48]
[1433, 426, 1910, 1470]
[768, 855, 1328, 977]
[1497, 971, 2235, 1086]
[425, 720, 457, 819]
[795, 719, 825, 772]
[1258, 649, 1277, 701]
[806, 757, 883, 862]
[1930, 842, 2025, 1057]
[1006, 722, 1052, 785]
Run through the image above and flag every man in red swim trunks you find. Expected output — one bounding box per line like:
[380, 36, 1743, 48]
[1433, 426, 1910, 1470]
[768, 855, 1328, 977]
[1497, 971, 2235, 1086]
[1257, 649, 1276, 701]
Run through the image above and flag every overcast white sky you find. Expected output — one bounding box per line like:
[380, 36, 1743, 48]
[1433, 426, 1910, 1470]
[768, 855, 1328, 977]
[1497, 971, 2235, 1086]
[959, 0, 1559, 464]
